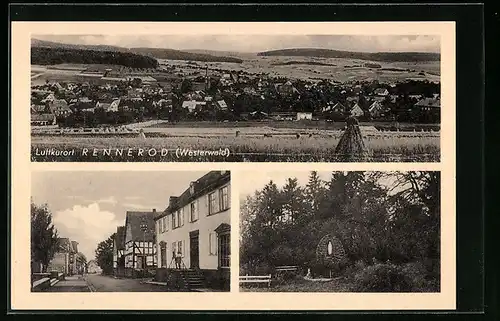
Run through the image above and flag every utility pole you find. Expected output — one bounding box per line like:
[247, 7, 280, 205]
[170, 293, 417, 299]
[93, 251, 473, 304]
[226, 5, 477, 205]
[140, 219, 148, 271]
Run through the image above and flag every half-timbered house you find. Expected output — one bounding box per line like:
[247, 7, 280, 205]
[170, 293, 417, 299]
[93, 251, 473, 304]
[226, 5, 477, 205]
[123, 211, 157, 277]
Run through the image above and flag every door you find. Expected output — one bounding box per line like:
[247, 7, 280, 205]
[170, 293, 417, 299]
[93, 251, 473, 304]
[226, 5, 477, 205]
[189, 230, 199, 269]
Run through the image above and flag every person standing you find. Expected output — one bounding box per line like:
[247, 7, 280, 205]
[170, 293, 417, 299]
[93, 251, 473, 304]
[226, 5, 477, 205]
[175, 250, 182, 269]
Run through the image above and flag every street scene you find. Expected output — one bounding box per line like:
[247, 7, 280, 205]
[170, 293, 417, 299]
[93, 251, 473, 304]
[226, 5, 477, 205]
[31, 34, 440, 162]
[31, 170, 231, 292]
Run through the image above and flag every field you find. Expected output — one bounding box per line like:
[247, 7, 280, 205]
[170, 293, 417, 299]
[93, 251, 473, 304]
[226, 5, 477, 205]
[31, 128, 440, 162]
[159, 55, 440, 83]
[31, 52, 440, 86]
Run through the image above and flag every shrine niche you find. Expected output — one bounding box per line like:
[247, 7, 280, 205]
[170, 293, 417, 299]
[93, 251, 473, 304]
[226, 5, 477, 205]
[315, 234, 347, 271]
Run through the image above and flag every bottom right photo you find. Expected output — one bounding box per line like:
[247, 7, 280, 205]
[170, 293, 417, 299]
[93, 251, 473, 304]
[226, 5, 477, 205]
[239, 171, 440, 293]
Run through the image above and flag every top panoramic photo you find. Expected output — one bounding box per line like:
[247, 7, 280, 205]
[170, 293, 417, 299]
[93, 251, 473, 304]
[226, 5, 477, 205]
[30, 34, 441, 162]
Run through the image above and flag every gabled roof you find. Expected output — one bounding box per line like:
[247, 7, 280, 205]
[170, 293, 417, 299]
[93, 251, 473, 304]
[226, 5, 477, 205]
[374, 88, 389, 95]
[368, 101, 383, 112]
[125, 211, 155, 242]
[57, 238, 71, 253]
[115, 226, 125, 250]
[415, 97, 441, 108]
[157, 171, 230, 219]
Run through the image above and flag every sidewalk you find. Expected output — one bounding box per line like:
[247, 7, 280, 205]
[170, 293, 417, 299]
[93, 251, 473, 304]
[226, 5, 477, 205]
[46, 275, 92, 292]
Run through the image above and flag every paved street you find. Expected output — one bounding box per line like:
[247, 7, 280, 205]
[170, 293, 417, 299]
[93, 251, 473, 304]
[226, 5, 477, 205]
[46, 275, 91, 292]
[85, 274, 173, 292]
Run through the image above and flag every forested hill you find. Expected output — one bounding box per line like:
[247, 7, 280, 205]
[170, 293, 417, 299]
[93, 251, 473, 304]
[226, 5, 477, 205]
[31, 47, 159, 69]
[31, 38, 127, 52]
[31, 39, 244, 64]
[258, 48, 440, 62]
[130, 48, 243, 63]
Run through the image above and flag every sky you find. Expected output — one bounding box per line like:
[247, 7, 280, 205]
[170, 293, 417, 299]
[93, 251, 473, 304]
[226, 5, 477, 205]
[34, 35, 440, 53]
[31, 170, 208, 261]
[238, 171, 402, 201]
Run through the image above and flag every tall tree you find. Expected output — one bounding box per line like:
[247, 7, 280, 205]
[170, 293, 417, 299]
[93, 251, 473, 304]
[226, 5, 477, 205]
[95, 233, 115, 275]
[31, 202, 60, 272]
[304, 171, 326, 219]
[76, 252, 88, 274]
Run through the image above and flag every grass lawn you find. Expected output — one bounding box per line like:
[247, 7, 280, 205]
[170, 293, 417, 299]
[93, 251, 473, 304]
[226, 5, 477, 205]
[240, 277, 354, 292]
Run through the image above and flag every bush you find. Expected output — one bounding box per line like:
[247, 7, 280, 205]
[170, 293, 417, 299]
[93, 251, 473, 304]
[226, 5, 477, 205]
[353, 263, 413, 292]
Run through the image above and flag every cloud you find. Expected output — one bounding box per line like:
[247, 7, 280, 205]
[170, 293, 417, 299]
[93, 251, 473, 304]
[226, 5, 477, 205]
[123, 196, 143, 201]
[93, 196, 118, 206]
[53, 203, 119, 260]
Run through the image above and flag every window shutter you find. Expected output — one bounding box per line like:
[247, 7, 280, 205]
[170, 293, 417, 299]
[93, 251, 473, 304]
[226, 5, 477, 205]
[182, 240, 186, 257]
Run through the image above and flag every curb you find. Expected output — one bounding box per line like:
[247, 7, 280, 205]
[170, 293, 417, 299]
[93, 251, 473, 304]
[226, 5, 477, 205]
[84, 276, 97, 292]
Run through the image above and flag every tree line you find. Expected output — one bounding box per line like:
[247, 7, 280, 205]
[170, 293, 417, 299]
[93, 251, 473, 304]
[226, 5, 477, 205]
[31, 47, 159, 69]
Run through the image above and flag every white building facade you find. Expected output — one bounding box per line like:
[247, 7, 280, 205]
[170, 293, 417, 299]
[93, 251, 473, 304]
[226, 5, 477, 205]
[154, 171, 231, 288]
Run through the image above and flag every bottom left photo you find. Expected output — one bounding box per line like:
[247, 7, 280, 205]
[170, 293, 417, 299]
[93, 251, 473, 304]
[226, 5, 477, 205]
[30, 170, 231, 292]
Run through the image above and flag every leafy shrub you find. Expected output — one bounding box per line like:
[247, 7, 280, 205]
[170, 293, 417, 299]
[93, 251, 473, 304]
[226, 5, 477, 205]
[353, 263, 413, 292]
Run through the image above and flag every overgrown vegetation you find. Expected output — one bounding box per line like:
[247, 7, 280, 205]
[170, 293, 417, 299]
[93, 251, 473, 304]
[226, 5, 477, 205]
[240, 171, 440, 292]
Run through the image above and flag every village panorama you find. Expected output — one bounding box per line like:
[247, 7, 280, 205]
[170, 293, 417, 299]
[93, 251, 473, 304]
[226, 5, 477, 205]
[30, 36, 441, 162]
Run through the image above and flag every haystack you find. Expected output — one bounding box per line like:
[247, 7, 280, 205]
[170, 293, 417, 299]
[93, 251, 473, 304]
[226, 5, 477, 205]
[334, 116, 369, 161]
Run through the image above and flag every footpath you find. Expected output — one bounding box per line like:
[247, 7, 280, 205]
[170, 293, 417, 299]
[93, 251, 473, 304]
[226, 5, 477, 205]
[45, 275, 92, 292]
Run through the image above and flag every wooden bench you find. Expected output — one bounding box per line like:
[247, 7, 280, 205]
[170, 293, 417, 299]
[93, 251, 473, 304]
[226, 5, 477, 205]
[275, 265, 299, 272]
[239, 274, 272, 287]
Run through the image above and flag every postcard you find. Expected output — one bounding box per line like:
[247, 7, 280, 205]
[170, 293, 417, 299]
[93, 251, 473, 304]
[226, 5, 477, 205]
[10, 21, 456, 311]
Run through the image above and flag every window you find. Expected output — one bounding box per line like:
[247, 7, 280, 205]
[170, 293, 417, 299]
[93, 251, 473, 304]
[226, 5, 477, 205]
[160, 243, 167, 267]
[208, 192, 218, 215]
[220, 186, 229, 211]
[172, 242, 177, 259]
[159, 219, 163, 233]
[190, 201, 199, 222]
[179, 208, 184, 226]
[218, 233, 230, 268]
[165, 216, 169, 231]
[172, 211, 177, 228]
[209, 232, 217, 255]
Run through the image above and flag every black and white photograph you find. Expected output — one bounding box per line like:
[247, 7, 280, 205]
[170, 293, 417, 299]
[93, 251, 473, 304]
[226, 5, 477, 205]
[31, 170, 231, 292]
[30, 33, 441, 162]
[239, 171, 440, 292]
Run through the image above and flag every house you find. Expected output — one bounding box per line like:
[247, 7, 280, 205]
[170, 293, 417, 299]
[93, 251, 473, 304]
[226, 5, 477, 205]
[154, 171, 231, 290]
[368, 101, 390, 118]
[31, 104, 48, 114]
[47, 238, 79, 276]
[113, 226, 126, 276]
[350, 103, 364, 117]
[87, 260, 102, 274]
[414, 97, 441, 112]
[109, 99, 121, 112]
[374, 88, 389, 96]
[49, 99, 72, 117]
[95, 101, 111, 112]
[31, 113, 56, 126]
[331, 102, 348, 114]
[215, 100, 228, 110]
[182, 100, 206, 113]
[297, 112, 313, 120]
[274, 81, 299, 96]
[123, 211, 157, 277]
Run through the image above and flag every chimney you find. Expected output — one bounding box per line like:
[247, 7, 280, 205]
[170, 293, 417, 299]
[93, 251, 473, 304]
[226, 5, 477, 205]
[169, 196, 179, 208]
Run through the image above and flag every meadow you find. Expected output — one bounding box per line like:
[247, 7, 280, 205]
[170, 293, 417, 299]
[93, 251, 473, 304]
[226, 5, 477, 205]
[31, 132, 440, 162]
